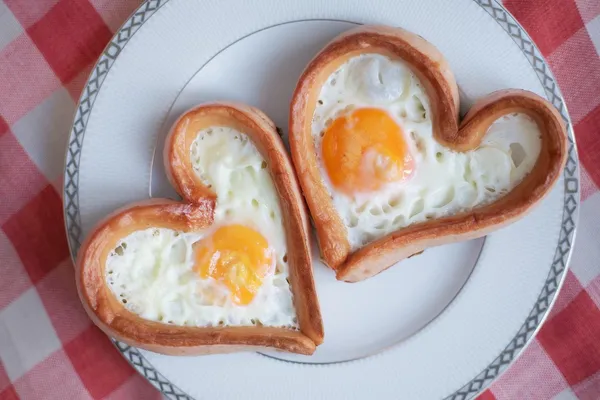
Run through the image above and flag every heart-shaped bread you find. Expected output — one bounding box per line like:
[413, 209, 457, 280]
[289, 25, 568, 283]
[77, 102, 323, 355]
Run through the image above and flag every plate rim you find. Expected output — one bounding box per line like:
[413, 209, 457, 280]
[62, 0, 580, 399]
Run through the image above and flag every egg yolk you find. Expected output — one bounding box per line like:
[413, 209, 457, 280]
[322, 108, 413, 194]
[194, 224, 273, 305]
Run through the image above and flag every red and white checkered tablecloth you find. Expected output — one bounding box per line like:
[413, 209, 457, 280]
[0, 0, 598, 399]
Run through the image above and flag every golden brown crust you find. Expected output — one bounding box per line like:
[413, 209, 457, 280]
[77, 103, 323, 356]
[289, 25, 568, 282]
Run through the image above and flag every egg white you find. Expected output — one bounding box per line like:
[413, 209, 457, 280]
[106, 127, 297, 328]
[313, 54, 542, 250]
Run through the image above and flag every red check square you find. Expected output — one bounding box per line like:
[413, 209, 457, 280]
[505, 0, 584, 55]
[64, 326, 135, 399]
[0, 385, 19, 400]
[0, 116, 8, 138]
[27, 0, 112, 84]
[549, 28, 600, 125]
[2, 185, 69, 284]
[0, 230, 32, 311]
[575, 104, 600, 190]
[13, 349, 91, 400]
[36, 260, 92, 344]
[548, 270, 583, 319]
[3, 0, 60, 29]
[0, 361, 10, 393]
[538, 290, 600, 385]
[0, 34, 61, 124]
[476, 389, 497, 400]
[0, 133, 48, 225]
[64, 61, 95, 102]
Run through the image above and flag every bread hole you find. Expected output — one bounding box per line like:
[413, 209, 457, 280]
[318, 99, 323, 105]
[369, 206, 382, 216]
[152, 229, 160, 237]
[218, 320, 224, 326]
[463, 163, 472, 183]
[392, 215, 405, 226]
[250, 318, 257, 325]
[108, 270, 113, 275]
[388, 195, 403, 208]
[206, 129, 213, 135]
[121, 299, 127, 304]
[158, 314, 164, 322]
[425, 214, 435, 220]
[261, 161, 267, 169]
[436, 151, 443, 162]
[510, 142, 526, 168]
[348, 215, 359, 228]
[331, 78, 337, 86]
[356, 203, 368, 213]
[270, 210, 276, 220]
[319, 131, 325, 138]
[251, 198, 259, 208]
[283, 253, 288, 263]
[485, 186, 496, 193]
[114, 246, 124, 256]
[412, 95, 427, 121]
[431, 187, 455, 208]
[174, 232, 180, 237]
[416, 138, 425, 155]
[410, 131, 417, 141]
[375, 220, 388, 230]
[362, 233, 377, 245]
[409, 199, 425, 218]
[167, 320, 173, 324]
[286, 278, 291, 285]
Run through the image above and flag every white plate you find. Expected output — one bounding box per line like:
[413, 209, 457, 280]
[63, 0, 580, 398]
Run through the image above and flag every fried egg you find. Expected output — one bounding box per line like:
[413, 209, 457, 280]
[106, 127, 297, 328]
[313, 54, 542, 249]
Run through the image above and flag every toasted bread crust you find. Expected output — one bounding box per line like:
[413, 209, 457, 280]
[77, 103, 323, 356]
[289, 25, 568, 282]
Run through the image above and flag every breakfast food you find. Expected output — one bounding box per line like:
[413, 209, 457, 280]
[76, 102, 323, 355]
[289, 25, 567, 282]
